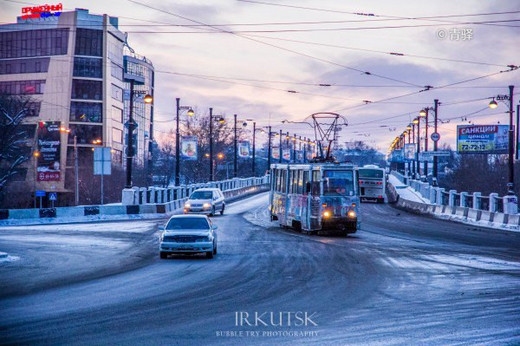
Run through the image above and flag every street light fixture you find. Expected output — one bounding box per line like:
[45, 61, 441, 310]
[488, 86, 515, 195]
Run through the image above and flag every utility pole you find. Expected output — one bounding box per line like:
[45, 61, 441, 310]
[508, 85, 514, 194]
[424, 109, 429, 176]
[125, 79, 135, 188]
[252, 121, 256, 176]
[234, 114, 238, 178]
[433, 99, 439, 181]
[279, 129, 282, 163]
[209, 107, 214, 181]
[267, 126, 272, 171]
[175, 97, 180, 186]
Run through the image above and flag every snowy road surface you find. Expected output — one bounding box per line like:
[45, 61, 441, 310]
[0, 192, 519, 344]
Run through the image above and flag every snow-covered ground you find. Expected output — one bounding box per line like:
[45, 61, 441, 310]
[388, 174, 430, 203]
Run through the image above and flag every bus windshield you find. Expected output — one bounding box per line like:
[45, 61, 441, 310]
[323, 170, 355, 196]
[358, 169, 383, 179]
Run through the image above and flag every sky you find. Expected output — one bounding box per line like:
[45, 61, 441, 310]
[2, 0, 519, 153]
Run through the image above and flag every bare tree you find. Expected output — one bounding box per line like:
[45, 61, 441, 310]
[0, 94, 33, 204]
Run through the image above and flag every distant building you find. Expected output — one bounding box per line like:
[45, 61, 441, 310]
[0, 8, 153, 205]
[123, 43, 155, 170]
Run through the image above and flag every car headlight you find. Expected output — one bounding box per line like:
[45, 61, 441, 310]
[203, 202, 212, 209]
[348, 210, 356, 218]
[184, 203, 191, 208]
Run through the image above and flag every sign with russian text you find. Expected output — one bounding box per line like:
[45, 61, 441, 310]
[37, 121, 61, 181]
[21, 3, 62, 19]
[457, 125, 509, 154]
[181, 136, 198, 161]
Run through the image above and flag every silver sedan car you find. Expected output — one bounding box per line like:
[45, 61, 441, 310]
[159, 215, 218, 259]
[183, 188, 225, 216]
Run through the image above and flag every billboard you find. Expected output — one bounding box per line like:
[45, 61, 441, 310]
[36, 121, 61, 181]
[181, 136, 198, 160]
[238, 141, 250, 158]
[272, 146, 280, 159]
[282, 149, 291, 161]
[457, 125, 509, 154]
[404, 143, 416, 160]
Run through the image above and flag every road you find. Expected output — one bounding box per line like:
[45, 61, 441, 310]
[0, 192, 519, 345]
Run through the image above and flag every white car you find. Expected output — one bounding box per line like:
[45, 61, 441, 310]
[184, 188, 225, 216]
[160, 215, 218, 259]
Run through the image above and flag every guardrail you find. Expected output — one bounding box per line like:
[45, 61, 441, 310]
[0, 176, 270, 224]
[122, 176, 269, 205]
[392, 171, 518, 215]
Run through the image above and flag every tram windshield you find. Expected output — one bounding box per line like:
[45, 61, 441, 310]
[323, 170, 355, 196]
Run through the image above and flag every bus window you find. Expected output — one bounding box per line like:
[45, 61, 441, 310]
[297, 170, 303, 194]
[323, 170, 355, 196]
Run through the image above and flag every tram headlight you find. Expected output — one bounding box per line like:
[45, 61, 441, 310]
[347, 210, 356, 218]
[323, 210, 332, 218]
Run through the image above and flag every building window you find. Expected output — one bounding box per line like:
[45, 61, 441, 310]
[112, 106, 123, 123]
[112, 128, 123, 143]
[111, 84, 123, 101]
[73, 57, 102, 78]
[75, 29, 103, 57]
[0, 80, 45, 95]
[71, 79, 102, 100]
[70, 102, 102, 123]
[111, 62, 123, 81]
[68, 124, 103, 145]
[0, 28, 69, 59]
[0, 58, 50, 75]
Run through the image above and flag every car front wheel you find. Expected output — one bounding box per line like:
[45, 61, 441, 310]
[220, 204, 225, 215]
[206, 251, 214, 259]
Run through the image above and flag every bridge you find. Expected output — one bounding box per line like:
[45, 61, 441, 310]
[0, 172, 519, 344]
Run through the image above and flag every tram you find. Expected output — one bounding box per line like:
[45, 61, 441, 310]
[269, 162, 361, 236]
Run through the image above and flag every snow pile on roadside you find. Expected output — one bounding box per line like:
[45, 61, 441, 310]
[388, 175, 430, 203]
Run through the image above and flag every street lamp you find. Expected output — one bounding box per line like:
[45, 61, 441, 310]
[488, 85, 515, 195]
[208, 108, 225, 181]
[175, 98, 194, 187]
[412, 118, 419, 179]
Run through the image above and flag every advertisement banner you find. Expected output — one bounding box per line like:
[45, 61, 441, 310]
[181, 136, 198, 161]
[297, 151, 303, 161]
[238, 141, 250, 158]
[282, 149, 291, 161]
[36, 121, 61, 181]
[306, 150, 314, 160]
[272, 146, 280, 159]
[404, 143, 416, 160]
[457, 125, 509, 154]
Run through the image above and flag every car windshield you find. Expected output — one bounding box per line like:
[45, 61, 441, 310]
[359, 169, 383, 178]
[166, 218, 210, 230]
[190, 191, 213, 199]
[323, 170, 355, 196]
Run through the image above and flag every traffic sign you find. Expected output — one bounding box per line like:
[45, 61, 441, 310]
[35, 190, 46, 197]
[49, 192, 57, 201]
[124, 121, 138, 129]
[431, 132, 441, 142]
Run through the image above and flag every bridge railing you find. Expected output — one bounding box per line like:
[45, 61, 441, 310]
[391, 171, 518, 215]
[122, 176, 270, 206]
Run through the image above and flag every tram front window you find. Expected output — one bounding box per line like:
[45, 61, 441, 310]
[323, 170, 355, 196]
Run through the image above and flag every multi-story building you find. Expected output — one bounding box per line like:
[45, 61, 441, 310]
[0, 8, 153, 206]
[123, 44, 155, 170]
